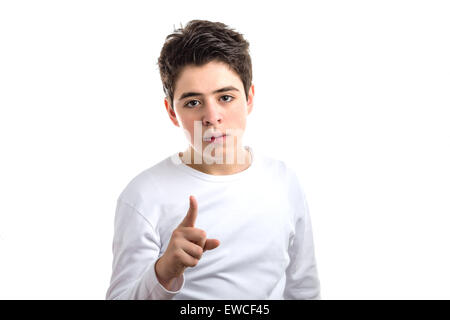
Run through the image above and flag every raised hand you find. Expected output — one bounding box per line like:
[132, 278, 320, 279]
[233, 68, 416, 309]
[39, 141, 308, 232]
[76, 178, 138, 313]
[155, 195, 220, 290]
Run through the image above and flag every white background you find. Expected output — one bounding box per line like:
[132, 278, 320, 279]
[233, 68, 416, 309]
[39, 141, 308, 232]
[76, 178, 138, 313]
[1, 0, 449, 299]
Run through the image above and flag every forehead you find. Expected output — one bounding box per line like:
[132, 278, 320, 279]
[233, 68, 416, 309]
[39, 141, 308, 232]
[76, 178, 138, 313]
[174, 61, 244, 99]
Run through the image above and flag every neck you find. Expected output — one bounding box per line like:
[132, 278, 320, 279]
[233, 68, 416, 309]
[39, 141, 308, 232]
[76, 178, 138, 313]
[179, 146, 252, 176]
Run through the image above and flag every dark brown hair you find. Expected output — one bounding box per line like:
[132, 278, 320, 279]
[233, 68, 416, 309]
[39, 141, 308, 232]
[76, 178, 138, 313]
[157, 19, 252, 110]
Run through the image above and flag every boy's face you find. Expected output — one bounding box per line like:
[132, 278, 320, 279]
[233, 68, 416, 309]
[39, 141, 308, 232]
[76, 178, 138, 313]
[164, 60, 254, 163]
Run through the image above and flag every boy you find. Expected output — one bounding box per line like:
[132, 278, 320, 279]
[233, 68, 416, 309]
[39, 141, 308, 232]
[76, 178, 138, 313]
[106, 19, 321, 300]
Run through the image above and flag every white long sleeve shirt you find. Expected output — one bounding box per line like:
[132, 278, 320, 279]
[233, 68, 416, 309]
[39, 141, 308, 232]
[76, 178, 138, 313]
[105, 146, 321, 300]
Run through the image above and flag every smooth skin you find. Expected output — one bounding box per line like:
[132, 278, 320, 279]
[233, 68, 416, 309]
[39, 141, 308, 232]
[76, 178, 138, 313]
[164, 60, 255, 176]
[155, 195, 220, 290]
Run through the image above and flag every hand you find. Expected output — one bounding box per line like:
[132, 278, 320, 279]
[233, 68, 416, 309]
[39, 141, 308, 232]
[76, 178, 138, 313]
[155, 195, 220, 290]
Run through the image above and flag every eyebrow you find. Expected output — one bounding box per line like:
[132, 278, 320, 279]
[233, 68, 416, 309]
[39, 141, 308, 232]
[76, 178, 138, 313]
[178, 86, 240, 101]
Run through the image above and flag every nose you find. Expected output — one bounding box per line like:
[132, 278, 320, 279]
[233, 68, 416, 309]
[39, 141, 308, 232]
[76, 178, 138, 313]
[202, 99, 223, 126]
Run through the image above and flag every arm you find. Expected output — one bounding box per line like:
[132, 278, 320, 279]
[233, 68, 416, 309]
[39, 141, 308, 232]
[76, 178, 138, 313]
[284, 171, 321, 300]
[105, 199, 185, 300]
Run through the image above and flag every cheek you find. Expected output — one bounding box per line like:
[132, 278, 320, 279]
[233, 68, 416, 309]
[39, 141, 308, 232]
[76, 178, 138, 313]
[182, 124, 195, 142]
[178, 116, 197, 142]
[230, 109, 247, 127]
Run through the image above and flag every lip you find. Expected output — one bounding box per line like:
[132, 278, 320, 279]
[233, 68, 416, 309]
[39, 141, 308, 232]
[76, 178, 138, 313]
[204, 134, 228, 143]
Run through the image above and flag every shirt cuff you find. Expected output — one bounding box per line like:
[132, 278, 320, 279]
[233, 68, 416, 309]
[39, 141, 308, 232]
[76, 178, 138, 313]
[145, 259, 185, 299]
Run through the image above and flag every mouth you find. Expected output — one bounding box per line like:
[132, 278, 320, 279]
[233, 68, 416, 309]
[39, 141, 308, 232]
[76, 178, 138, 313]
[203, 134, 228, 143]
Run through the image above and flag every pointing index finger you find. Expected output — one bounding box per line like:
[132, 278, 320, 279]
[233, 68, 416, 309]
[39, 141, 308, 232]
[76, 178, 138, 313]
[179, 195, 198, 228]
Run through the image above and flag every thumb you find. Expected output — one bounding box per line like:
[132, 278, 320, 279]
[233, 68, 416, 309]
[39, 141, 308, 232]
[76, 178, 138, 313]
[203, 238, 220, 251]
[179, 195, 198, 228]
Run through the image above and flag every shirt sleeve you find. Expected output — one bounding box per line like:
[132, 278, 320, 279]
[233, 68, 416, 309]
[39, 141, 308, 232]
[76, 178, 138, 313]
[105, 199, 185, 300]
[283, 169, 321, 300]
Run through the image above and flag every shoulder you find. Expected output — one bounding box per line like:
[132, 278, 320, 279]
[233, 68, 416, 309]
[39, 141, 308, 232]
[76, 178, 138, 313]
[257, 151, 307, 200]
[256, 151, 301, 184]
[117, 155, 177, 211]
[255, 150, 290, 177]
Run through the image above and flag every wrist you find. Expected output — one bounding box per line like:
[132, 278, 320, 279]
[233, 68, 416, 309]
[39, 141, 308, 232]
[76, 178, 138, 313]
[155, 257, 176, 290]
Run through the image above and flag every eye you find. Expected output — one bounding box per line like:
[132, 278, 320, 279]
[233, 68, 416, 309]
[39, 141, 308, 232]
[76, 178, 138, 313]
[184, 95, 234, 108]
[184, 100, 200, 108]
[220, 95, 234, 102]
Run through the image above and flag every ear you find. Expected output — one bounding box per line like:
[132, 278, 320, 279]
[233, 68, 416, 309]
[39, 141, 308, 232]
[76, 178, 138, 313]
[164, 97, 180, 127]
[246, 84, 255, 116]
